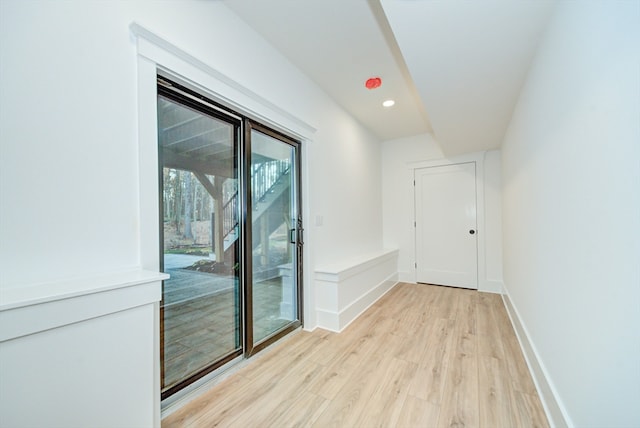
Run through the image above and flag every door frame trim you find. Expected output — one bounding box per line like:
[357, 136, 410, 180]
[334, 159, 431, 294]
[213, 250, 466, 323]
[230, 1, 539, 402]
[414, 161, 479, 289]
[131, 23, 315, 423]
[407, 151, 488, 290]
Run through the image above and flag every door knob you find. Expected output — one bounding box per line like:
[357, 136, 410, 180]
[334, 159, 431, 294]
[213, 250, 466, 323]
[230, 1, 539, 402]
[469, 230, 476, 235]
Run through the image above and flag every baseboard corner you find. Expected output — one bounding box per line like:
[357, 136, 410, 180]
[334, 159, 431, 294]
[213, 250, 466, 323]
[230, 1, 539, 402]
[501, 289, 572, 428]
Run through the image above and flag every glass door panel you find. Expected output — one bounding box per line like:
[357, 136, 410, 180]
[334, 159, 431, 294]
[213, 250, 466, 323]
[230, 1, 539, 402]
[157, 78, 303, 399]
[249, 127, 300, 346]
[158, 89, 241, 397]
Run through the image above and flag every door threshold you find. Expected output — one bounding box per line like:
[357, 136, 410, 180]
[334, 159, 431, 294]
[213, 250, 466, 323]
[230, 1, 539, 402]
[161, 327, 304, 420]
[161, 355, 243, 419]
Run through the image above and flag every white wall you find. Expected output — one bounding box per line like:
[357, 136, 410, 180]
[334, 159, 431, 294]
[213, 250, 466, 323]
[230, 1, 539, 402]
[309, 109, 383, 264]
[501, 1, 640, 427]
[0, 0, 383, 316]
[0, 1, 384, 423]
[381, 133, 503, 292]
[0, 277, 161, 428]
[483, 150, 503, 287]
[382, 133, 444, 280]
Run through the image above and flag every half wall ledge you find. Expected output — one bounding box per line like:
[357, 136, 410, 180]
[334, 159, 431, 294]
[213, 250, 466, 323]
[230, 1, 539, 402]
[315, 249, 399, 332]
[0, 269, 167, 342]
[0, 269, 167, 428]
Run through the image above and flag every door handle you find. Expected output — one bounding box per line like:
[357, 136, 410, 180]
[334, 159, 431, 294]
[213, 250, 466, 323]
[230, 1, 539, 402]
[290, 228, 304, 244]
[296, 218, 304, 246]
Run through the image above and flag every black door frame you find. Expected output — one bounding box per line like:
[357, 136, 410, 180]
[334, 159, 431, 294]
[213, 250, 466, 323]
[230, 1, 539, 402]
[243, 119, 303, 357]
[157, 77, 303, 399]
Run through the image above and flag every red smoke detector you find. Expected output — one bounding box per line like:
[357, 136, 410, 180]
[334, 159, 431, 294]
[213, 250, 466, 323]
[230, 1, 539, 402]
[365, 77, 382, 90]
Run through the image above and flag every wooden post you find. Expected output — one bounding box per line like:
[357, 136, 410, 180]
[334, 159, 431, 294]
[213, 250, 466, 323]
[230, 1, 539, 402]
[193, 171, 226, 265]
[284, 212, 292, 261]
[213, 178, 224, 265]
[261, 212, 269, 267]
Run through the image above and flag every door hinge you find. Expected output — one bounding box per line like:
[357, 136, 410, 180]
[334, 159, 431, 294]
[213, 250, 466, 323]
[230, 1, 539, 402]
[415, 262, 417, 268]
[413, 179, 415, 186]
[414, 221, 416, 227]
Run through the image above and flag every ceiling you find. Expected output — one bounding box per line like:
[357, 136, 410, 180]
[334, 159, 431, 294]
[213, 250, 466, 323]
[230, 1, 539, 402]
[225, 0, 555, 156]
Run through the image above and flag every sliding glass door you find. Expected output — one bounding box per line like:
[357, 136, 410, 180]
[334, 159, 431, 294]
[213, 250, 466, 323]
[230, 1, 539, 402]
[246, 122, 302, 353]
[157, 78, 302, 398]
[158, 80, 242, 398]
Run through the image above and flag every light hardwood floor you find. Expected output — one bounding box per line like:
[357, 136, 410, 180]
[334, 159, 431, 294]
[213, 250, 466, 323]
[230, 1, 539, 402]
[163, 282, 549, 428]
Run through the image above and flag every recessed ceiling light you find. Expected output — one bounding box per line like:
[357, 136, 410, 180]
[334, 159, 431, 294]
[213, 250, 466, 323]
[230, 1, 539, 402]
[383, 100, 395, 107]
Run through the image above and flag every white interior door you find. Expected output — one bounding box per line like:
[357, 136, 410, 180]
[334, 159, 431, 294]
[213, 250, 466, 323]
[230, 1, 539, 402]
[415, 162, 478, 289]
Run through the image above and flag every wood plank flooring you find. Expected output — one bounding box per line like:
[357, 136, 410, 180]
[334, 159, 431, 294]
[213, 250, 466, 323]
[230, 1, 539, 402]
[163, 276, 290, 391]
[163, 282, 549, 428]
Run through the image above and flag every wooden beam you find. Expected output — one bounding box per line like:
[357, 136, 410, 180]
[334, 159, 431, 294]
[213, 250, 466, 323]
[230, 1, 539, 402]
[193, 171, 219, 199]
[163, 150, 235, 178]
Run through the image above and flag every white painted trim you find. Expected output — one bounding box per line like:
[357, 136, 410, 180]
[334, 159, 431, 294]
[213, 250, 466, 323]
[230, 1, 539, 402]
[316, 274, 399, 333]
[338, 273, 398, 331]
[406, 151, 486, 170]
[501, 284, 573, 428]
[0, 269, 166, 342]
[314, 250, 399, 332]
[409, 152, 488, 291]
[300, 141, 316, 331]
[133, 53, 164, 427]
[0, 269, 166, 311]
[481, 279, 504, 294]
[315, 308, 341, 332]
[131, 22, 317, 330]
[130, 23, 320, 423]
[398, 270, 415, 284]
[315, 248, 399, 281]
[130, 23, 317, 141]
[136, 55, 161, 273]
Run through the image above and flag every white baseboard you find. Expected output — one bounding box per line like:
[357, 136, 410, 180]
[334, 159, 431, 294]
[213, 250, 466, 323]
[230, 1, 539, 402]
[501, 285, 572, 428]
[480, 279, 503, 294]
[399, 271, 502, 293]
[316, 273, 398, 332]
[398, 270, 415, 283]
[337, 273, 398, 331]
[315, 308, 340, 332]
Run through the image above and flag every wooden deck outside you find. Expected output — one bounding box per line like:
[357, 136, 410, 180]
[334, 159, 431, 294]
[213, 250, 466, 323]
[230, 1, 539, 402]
[163, 274, 289, 391]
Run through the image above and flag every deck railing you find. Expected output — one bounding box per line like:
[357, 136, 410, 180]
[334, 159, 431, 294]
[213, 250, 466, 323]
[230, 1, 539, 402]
[221, 159, 290, 241]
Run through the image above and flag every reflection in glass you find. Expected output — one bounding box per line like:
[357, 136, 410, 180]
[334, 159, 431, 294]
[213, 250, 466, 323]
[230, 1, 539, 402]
[250, 129, 298, 344]
[158, 95, 240, 393]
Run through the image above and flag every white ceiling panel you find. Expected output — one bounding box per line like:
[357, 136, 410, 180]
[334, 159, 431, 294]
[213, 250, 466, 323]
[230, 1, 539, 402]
[224, 0, 432, 141]
[225, 0, 555, 155]
[381, 0, 555, 155]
